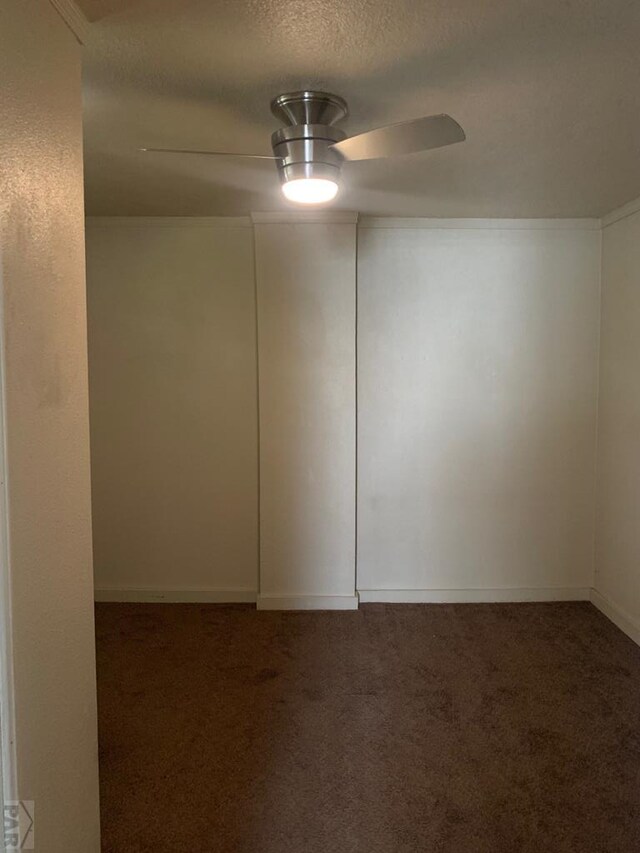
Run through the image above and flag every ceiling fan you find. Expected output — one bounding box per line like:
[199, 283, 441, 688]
[141, 90, 465, 205]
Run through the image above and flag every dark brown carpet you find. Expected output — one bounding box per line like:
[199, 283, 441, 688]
[95, 602, 640, 853]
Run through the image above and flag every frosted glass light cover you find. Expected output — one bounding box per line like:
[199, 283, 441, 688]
[282, 178, 339, 204]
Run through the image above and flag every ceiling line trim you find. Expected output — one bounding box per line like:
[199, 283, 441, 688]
[85, 215, 606, 230]
[48, 0, 89, 44]
[86, 216, 253, 228]
[601, 196, 640, 229]
[359, 217, 602, 231]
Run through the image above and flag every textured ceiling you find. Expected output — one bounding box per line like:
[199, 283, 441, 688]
[82, 0, 640, 217]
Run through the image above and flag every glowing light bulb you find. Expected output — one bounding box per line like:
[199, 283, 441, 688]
[282, 178, 339, 205]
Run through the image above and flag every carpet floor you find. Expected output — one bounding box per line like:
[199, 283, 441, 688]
[95, 602, 640, 852]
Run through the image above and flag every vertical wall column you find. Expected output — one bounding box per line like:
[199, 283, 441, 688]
[252, 212, 358, 609]
[1, 0, 100, 848]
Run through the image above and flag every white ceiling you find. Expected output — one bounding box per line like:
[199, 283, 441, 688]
[81, 0, 640, 217]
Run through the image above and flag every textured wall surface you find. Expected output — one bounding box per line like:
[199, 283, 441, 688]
[87, 218, 259, 598]
[253, 218, 357, 606]
[81, 0, 640, 217]
[595, 209, 640, 635]
[0, 0, 101, 848]
[357, 224, 601, 595]
[87, 218, 606, 606]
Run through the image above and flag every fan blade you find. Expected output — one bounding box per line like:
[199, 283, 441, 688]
[330, 114, 465, 161]
[140, 147, 279, 160]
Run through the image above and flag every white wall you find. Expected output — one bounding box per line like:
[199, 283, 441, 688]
[0, 0, 101, 849]
[86, 217, 605, 608]
[86, 218, 259, 600]
[253, 214, 357, 609]
[357, 222, 602, 600]
[593, 204, 640, 641]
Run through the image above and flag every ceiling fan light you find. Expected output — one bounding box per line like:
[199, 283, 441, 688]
[281, 177, 339, 205]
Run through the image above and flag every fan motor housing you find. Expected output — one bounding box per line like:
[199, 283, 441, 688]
[271, 123, 347, 185]
[270, 91, 348, 188]
[271, 91, 348, 127]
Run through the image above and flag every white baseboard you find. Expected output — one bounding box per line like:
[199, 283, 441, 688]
[94, 586, 257, 603]
[97, 586, 623, 624]
[256, 594, 359, 611]
[590, 589, 640, 647]
[357, 587, 591, 604]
